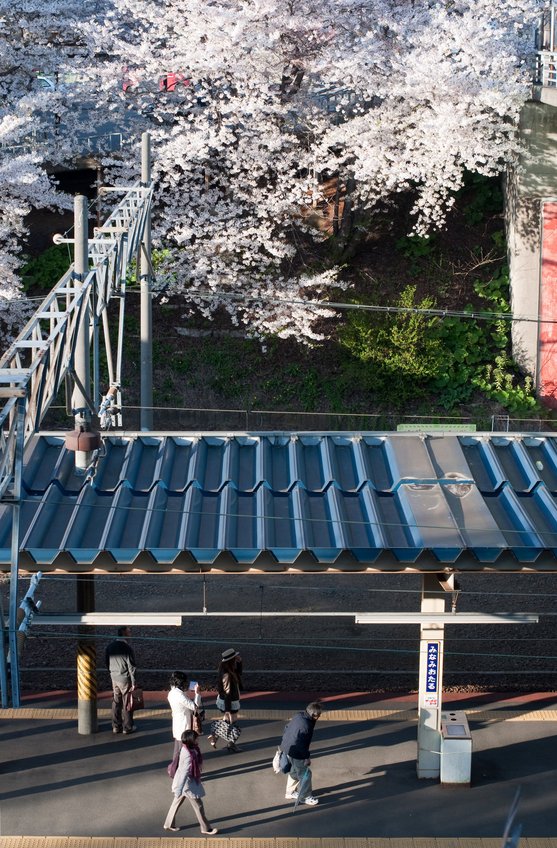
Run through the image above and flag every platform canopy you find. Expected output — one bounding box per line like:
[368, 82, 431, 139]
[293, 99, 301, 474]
[1, 430, 557, 573]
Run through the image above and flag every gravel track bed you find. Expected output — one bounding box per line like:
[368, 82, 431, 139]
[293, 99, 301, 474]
[4, 572, 557, 695]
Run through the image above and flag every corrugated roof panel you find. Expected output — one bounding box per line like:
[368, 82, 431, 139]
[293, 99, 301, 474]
[481, 489, 545, 561]
[59, 486, 103, 548]
[190, 437, 231, 491]
[257, 487, 293, 552]
[511, 485, 557, 552]
[329, 436, 361, 491]
[370, 491, 422, 560]
[358, 437, 395, 490]
[296, 436, 329, 491]
[106, 490, 151, 548]
[428, 435, 475, 479]
[23, 437, 84, 495]
[261, 436, 294, 492]
[20, 487, 77, 549]
[92, 438, 133, 492]
[490, 438, 541, 493]
[223, 488, 259, 560]
[442, 485, 506, 559]
[229, 436, 261, 492]
[158, 437, 196, 491]
[122, 436, 165, 492]
[138, 488, 190, 560]
[296, 488, 341, 561]
[459, 437, 506, 492]
[333, 489, 383, 560]
[388, 435, 438, 485]
[21, 435, 62, 493]
[522, 437, 557, 493]
[183, 488, 221, 550]
[7, 431, 557, 571]
[397, 483, 463, 561]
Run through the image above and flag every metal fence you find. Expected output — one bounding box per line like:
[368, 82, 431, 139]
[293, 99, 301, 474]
[98, 405, 557, 434]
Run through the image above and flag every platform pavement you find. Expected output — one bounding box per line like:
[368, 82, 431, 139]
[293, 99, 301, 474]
[2, 690, 557, 846]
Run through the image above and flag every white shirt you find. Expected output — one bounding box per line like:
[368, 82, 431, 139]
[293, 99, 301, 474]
[168, 686, 202, 740]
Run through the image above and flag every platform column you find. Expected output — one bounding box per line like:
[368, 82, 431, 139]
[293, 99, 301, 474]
[417, 573, 445, 778]
[76, 575, 98, 734]
[140, 131, 153, 431]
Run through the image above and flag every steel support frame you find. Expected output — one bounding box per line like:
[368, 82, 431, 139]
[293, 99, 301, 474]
[0, 139, 153, 707]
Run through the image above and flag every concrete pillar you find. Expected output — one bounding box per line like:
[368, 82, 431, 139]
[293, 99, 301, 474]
[72, 195, 93, 471]
[417, 574, 445, 779]
[140, 132, 153, 431]
[76, 575, 98, 734]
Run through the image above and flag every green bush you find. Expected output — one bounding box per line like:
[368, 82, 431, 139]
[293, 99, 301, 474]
[338, 267, 539, 414]
[457, 173, 503, 227]
[21, 245, 73, 291]
[339, 286, 446, 406]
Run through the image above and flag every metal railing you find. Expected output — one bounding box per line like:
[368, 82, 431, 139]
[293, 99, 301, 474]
[64, 404, 554, 434]
[536, 2, 557, 86]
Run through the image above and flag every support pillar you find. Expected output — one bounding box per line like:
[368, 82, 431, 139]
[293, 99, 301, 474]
[8, 395, 26, 707]
[0, 594, 7, 707]
[140, 132, 153, 431]
[72, 195, 93, 472]
[76, 575, 98, 734]
[417, 574, 445, 778]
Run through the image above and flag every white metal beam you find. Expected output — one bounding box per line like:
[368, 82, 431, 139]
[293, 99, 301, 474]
[30, 611, 539, 625]
[32, 613, 182, 626]
[355, 612, 539, 625]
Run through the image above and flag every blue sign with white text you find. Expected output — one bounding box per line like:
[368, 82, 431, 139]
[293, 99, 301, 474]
[426, 642, 439, 694]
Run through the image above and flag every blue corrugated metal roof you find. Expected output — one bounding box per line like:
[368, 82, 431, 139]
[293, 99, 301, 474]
[2, 432, 557, 571]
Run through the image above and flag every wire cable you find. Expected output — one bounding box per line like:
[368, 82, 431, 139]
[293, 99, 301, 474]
[163, 287, 557, 327]
[9, 488, 557, 544]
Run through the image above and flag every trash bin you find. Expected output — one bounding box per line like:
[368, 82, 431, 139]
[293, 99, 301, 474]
[440, 710, 472, 786]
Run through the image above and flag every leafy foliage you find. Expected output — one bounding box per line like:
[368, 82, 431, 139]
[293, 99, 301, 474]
[0, 0, 541, 342]
[21, 245, 72, 292]
[339, 268, 539, 414]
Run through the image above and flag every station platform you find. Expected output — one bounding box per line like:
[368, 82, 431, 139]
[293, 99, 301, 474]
[1, 690, 557, 846]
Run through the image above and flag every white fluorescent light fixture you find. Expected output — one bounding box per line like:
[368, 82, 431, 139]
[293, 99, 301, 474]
[354, 612, 539, 625]
[32, 613, 183, 626]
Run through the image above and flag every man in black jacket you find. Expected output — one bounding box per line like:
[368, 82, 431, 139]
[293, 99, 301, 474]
[105, 626, 136, 734]
[280, 701, 323, 806]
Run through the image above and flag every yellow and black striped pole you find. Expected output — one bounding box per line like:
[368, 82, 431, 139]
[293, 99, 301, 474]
[77, 575, 98, 734]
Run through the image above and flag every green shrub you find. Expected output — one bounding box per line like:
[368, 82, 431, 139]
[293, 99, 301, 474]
[457, 173, 503, 227]
[21, 245, 73, 291]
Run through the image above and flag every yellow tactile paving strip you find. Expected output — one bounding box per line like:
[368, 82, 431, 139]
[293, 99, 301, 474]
[2, 707, 557, 722]
[2, 839, 557, 848]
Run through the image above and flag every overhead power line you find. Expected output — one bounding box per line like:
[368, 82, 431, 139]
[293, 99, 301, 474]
[187, 288, 552, 326]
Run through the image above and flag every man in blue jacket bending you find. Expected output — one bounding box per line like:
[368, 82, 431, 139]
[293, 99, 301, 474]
[280, 701, 323, 806]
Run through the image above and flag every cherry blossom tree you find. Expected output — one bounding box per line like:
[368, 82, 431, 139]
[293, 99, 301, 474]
[0, 0, 544, 341]
[0, 2, 99, 339]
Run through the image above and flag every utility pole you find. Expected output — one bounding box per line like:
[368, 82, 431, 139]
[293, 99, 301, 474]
[140, 132, 153, 430]
[73, 195, 94, 471]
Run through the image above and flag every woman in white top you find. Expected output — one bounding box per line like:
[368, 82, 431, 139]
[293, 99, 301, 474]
[167, 671, 202, 758]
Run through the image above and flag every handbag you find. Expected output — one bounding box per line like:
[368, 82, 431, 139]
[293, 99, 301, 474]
[192, 706, 204, 735]
[125, 686, 144, 712]
[280, 750, 291, 773]
[272, 747, 291, 774]
[210, 718, 241, 743]
[167, 748, 180, 778]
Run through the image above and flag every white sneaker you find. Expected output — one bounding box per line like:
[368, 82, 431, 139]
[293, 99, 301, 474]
[285, 791, 299, 800]
[302, 796, 319, 806]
